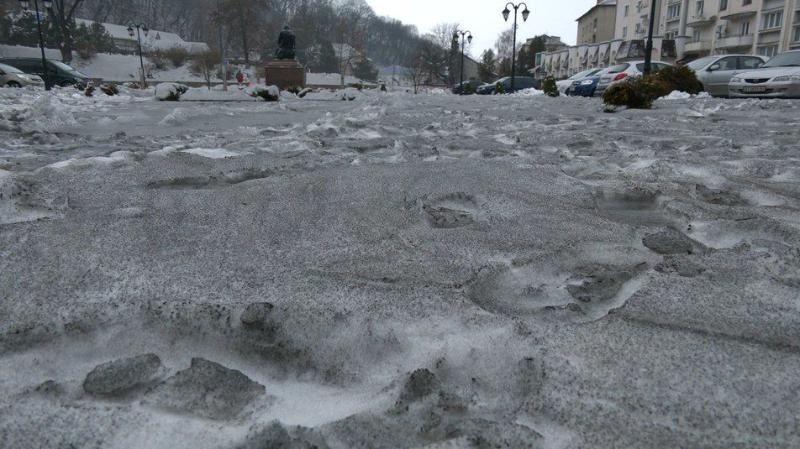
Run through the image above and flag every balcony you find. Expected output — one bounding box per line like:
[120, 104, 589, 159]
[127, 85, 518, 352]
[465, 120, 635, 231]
[716, 34, 755, 49]
[684, 40, 713, 53]
[687, 14, 716, 26]
[719, 9, 757, 20]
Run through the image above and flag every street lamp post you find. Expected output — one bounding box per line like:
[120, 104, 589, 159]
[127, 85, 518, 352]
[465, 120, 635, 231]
[127, 23, 149, 88]
[18, 0, 53, 90]
[452, 30, 473, 94]
[643, 0, 658, 75]
[502, 2, 530, 93]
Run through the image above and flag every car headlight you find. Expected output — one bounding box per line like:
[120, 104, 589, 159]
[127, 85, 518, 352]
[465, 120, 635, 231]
[17, 74, 31, 81]
[580, 79, 594, 85]
[772, 74, 800, 82]
[730, 77, 742, 83]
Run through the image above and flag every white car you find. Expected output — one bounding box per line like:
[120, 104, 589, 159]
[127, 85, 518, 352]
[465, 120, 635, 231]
[729, 50, 800, 99]
[556, 68, 602, 95]
[0, 63, 44, 88]
[594, 60, 671, 96]
[686, 54, 767, 97]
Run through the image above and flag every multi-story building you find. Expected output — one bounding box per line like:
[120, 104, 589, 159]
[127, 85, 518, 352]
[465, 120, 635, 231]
[536, 0, 800, 78]
[577, 0, 618, 44]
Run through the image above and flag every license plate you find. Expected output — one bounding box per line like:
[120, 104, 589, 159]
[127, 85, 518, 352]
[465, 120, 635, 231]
[743, 86, 767, 93]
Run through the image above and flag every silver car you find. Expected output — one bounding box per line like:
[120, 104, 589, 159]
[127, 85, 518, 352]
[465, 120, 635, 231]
[687, 55, 766, 97]
[729, 50, 800, 99]
[0, 63, 45, 88]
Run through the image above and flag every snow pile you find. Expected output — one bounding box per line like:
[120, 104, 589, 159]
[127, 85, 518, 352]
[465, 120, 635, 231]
[180, 148, 247, 159]
[181, 88, 257, 102]
[249, 85, 280, 102]
[17, 94, 78, 132]
[337, 88, 360, 101]
[155, 83, 189, 101]
[659, 90, 713, 101]
[45, 151, 134, 170]
[513, 88, 544, 96]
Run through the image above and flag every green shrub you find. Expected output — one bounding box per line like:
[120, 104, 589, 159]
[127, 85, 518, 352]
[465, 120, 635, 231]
[542, 76, 559, 97]
[495, 82, 505, 95]
[463, 83, 474, 95]
[650, 65, 703, 96]
[602, 78, 658, 109]
[603, 64, 704, 110]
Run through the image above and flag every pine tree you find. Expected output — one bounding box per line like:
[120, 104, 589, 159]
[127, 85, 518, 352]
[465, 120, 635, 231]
[318, 41, 338, 73]
[479, 49, 496, 82]
[353, 57, 378, 82]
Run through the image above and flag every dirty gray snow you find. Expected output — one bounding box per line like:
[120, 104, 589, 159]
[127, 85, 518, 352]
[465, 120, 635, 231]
[1, 86, 799, 449]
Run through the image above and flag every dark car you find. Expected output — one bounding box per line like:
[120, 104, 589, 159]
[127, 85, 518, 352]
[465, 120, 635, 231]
[569, 75, 600, 97]
[452, 79, 483, 95]
[0, 58, 92, 89]
[476, 76, 540, 95]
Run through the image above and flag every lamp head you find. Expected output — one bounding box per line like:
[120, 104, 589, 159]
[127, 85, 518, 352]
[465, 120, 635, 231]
[127, 25, 135, 37]
[142, 25, 149, 37]
[43, 0, 52, 9]
[502, 7, 510, 22]
[522, 7, 530, 22]
[467, 34, 473, 44]
[18, 0, 30, 11]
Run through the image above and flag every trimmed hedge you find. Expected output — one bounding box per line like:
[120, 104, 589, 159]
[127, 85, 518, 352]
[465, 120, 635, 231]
[542, 76, 559, 97]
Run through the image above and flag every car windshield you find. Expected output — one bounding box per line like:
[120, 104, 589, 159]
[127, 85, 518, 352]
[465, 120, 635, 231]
[606, 64, 629, 74]
[0, 63, 23, 74]
[762, 52, 800, 68]
[687, 56, 718, 70]
[50, 60, 88, 76]
[568, 69, 595, 80]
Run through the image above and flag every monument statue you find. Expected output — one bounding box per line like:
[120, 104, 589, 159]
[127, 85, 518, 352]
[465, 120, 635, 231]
[276, 25, 296, 60]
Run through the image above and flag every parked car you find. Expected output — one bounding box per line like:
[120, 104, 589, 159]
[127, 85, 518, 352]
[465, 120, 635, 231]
[569, 67, 614, 97]
[0, 58, 92, 89]
[729, 50, 800, 99]
[687, 54, 767, 97]
[476, 76, 540, 95]
[452, 79, 483, 95]
[0, 63, 44, 88]
[556, 68, 602, 95]
[594, 61, 672, 96]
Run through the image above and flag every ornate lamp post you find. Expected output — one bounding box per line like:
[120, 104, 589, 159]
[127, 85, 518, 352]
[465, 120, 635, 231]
[452, 30, 473, 94]
[18, 0, 53, 90]
[643, 0, 658, 74]
[127, 23, 149, 88]
[502, 2, 530, 92]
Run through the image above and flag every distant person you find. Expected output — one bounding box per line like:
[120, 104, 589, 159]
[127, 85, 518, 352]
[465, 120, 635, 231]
[236, 70, 245, 88]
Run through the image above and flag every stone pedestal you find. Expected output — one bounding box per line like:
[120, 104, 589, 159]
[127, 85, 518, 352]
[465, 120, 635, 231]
[264, 59, 306, 90]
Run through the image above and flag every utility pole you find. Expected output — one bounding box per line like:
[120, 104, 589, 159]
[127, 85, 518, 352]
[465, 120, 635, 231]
[644, 0, 658, 74]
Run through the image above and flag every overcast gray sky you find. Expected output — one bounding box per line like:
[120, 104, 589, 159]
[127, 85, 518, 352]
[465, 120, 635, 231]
[366, 0, 596, 58]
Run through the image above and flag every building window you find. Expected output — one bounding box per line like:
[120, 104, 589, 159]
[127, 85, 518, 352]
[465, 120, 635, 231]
[623, 26, 628, 38]
[624, 5, 629, 16]
[719, 0, 728, 11]
[636, 23, 642, 34]
[762, 11, 783, 30]
[740, 21, 750, 35]
[794, 25, 800, 42]
[665, 31, 678, 39]
[743, 0, 751, 6]
[696, 0, 704, 16]
[693, 29, 702, 41]
[757, 45, 778, 57]
[667, 4, 681, 19]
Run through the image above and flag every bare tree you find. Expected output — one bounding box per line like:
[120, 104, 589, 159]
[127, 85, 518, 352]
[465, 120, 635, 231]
[50, 0, 85, 62]
[190, 49, 221, 89]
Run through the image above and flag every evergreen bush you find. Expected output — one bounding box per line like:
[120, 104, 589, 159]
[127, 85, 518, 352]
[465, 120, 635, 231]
[495, 82, 505, 95]
[542, 76, 559, 97]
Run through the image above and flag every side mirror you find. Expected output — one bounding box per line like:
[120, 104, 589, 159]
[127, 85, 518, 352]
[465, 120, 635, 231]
[708, 63, 720, 72]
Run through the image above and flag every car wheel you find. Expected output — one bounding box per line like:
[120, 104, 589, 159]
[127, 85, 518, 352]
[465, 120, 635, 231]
[6, 81, 21, 88]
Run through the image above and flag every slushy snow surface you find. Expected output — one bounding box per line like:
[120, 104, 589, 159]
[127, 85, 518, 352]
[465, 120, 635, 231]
[1, 86, 800, 449]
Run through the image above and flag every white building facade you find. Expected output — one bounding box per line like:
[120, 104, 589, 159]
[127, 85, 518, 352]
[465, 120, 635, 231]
[538, 0, 800, 78]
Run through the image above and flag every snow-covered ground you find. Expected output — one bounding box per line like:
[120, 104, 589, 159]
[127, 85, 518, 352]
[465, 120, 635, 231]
[1, 86, 800, 449]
